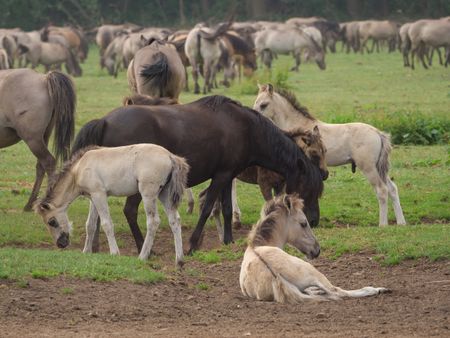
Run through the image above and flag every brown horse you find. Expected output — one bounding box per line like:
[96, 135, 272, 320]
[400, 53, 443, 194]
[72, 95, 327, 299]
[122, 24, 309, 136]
[0, 69, 76, 210]
[72, 95, 324, 254]
[127, 37, 186, 100]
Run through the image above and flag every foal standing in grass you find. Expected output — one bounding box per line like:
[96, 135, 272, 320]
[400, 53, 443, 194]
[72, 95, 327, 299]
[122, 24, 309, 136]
[240, 194, 389, 302]
[34, 144, 189, 267]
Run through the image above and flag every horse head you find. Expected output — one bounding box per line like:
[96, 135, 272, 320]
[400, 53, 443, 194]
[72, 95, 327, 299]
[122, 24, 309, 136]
[33, 200, 72, 249]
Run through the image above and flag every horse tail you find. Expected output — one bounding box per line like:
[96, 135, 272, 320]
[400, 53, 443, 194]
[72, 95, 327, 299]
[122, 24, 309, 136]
[45, 71, 76, 164]
[376, 132, 391, 183]
[163, 155, 189, 208]
[71, 119, 106, 155]
[139, 52, 170, 97]
[65, 47, 83, 77]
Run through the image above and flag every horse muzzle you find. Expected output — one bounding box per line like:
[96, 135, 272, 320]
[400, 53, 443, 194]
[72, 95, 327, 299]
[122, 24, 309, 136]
[57, 232, 69, 248]
[307, 246, 321, 259]
[321, 169, 329, 181]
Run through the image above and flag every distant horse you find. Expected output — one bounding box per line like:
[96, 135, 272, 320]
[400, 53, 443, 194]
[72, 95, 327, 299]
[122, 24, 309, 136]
[240, 194, 389, 302]
[221, 31, 257, 81]
[254, 84, 406, 226]
[34, 144, 188, 266]
[0, 49, 9, 69]
[0, 69, 76, 210]
[72, 95, 324, 254]
[254, 27, 326, 71]
[18, 41, 82, 77]
[357, 20, 399, 53]
[184, 22, 231, 94]
[127, 36, 186, 100]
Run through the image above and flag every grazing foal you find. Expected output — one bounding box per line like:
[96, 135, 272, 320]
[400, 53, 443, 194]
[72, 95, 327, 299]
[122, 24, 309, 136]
[34, 144, 188, 267]
[240, 194, 389, 302]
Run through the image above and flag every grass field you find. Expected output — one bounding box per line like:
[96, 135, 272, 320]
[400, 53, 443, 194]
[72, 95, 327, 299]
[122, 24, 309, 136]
[0, 46, 449, 282]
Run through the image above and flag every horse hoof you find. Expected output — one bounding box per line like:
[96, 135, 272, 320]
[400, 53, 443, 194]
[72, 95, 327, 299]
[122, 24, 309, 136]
[23, 204, 33, 212]
[187, 247, 196, 256]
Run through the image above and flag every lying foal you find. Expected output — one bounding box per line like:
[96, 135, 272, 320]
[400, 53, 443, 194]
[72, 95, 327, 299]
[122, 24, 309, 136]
[240, 194, 389, 302]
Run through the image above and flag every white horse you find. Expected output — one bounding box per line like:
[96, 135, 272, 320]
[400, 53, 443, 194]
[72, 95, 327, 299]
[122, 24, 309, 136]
[34, 144, 189, 267]
[184, 22, 231, 94]
[240, 194, 389, 302]
[254, 27, 326, 71]
[254, 84, 406, 226]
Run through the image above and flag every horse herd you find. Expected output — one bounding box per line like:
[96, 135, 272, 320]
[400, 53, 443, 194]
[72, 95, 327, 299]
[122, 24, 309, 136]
[0, 15, 422, 303]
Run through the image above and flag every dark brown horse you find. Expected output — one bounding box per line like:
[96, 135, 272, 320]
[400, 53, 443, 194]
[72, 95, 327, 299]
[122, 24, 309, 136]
[72, 96, 324, 254]
[0, 69, 76, 210]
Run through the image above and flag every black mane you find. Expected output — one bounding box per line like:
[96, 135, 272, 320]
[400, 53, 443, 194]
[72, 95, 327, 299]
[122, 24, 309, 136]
[225, 33, 253, 53]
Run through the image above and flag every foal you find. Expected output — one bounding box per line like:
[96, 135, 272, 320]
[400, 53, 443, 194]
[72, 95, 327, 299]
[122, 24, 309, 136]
[34, 144, 189, 267]
[240, 194, 389, 302]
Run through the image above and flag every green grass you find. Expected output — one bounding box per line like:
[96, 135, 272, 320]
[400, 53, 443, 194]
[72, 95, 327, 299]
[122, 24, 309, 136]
[0, 45, 449, 282]
[0, 248, 165, 283]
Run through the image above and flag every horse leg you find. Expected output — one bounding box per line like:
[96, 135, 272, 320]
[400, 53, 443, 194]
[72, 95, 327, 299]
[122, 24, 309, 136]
[159, 191, 184, 268]
[436, 48, 443, 66]
[138, 192, 160, 261]
[231, 179, 242, 229]
[192, 64, 200, 94]
[123, 193, 144, 253]
[291, 52, 300, 72]
[83, 201, 99, 253]
[91, 192, 120, 255]
[220, 180, 234, 245]
[370, 39, 376, 53]
[188, 174, 230, 254]
[203, 62, 212, 94]
[186, 188, 194, 214]
[386, 177, 406, 225]
[362, 168, 389, 226]
[184, 67, 189, 91]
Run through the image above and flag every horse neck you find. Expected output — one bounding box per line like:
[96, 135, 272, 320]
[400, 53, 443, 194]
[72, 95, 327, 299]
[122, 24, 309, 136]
[49, 171, 80, 209]
[273, 94, 319, 130]
[250, 214, 288, 249]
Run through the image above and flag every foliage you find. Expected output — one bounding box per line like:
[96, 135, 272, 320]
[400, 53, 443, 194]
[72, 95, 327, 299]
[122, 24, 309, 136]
[0, 0, 449, 30]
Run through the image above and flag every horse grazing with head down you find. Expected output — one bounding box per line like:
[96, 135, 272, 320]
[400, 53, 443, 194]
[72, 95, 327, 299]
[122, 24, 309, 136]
[0, 69, 76, 210]
[72, 95, 324, 254]
[127, 36, 186, 101]
[254, 84, 406, 226]
[240, 194, 389, 303]
[34, 144, 188, 267]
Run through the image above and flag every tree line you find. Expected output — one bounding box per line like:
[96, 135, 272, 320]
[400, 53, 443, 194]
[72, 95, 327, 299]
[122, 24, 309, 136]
[1, 0, 449, 30]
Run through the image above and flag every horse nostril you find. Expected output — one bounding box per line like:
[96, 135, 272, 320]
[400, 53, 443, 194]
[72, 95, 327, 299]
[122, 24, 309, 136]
[57, 233, 69, 248]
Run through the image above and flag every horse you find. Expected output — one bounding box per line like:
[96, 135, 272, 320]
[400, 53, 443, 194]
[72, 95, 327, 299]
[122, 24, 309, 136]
[254, 27, 326, 71]
[240, 194, 389, 303]
[399, 23, 412, 67]
[127, 37, 186, 100]
[357, 20, 399, 53]
[102, 33, 128, 77]
[71, 95, 324, 254]
[18, 41, 82, 77]
[197, 125, 328, 235]
[254, 84, 406, 227]
[34, 144, 188, 267]
[221, 31, 257, 81]
[0, 49, 9, 69]
[0, 69, 76, 210]
[184, 22, 231, 94]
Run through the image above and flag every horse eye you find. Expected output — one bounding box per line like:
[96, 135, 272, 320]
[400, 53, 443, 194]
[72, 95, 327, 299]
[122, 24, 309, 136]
[48, 218, 59, 228]
[300, 222, 308, 228]
[260, 103, 269, 110]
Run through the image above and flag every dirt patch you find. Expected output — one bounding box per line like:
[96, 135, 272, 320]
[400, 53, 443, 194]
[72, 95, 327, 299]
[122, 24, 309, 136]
[1, 226, 449, 337]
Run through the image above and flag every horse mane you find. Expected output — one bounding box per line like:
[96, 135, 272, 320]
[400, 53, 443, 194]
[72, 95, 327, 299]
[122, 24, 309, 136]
[248, 197, 288, 247]
[224, 32, 253, 53]
[275, 88, 316, 121]
[283, 126, 310, 139]
[197, 95, 243, 111]
[41, 145, 100, 204]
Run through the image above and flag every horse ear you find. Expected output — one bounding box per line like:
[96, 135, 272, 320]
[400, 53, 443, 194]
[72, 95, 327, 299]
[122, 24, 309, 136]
[283, 194, 292, 211]
[257, 83, 266, 92]
[267, 83, 274, 95]
[302, 136, 312, 146]
[122, 96, 133, 106]
[312, 125, 321, 137]
[140, 35, 148, 44]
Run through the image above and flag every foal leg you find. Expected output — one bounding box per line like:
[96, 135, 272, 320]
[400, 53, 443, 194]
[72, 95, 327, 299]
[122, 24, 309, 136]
[362, 168, 389, 226]
[138, 196, 160, 261]
[231, 179, 242, 229]
[91, 192, 120, 255]
[185, 188, 194, 214]
[83, 201, 99, 253]
[159, 191, 184, 268]
[386, 178, 406, 225]
[220, 180, 234, 245]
